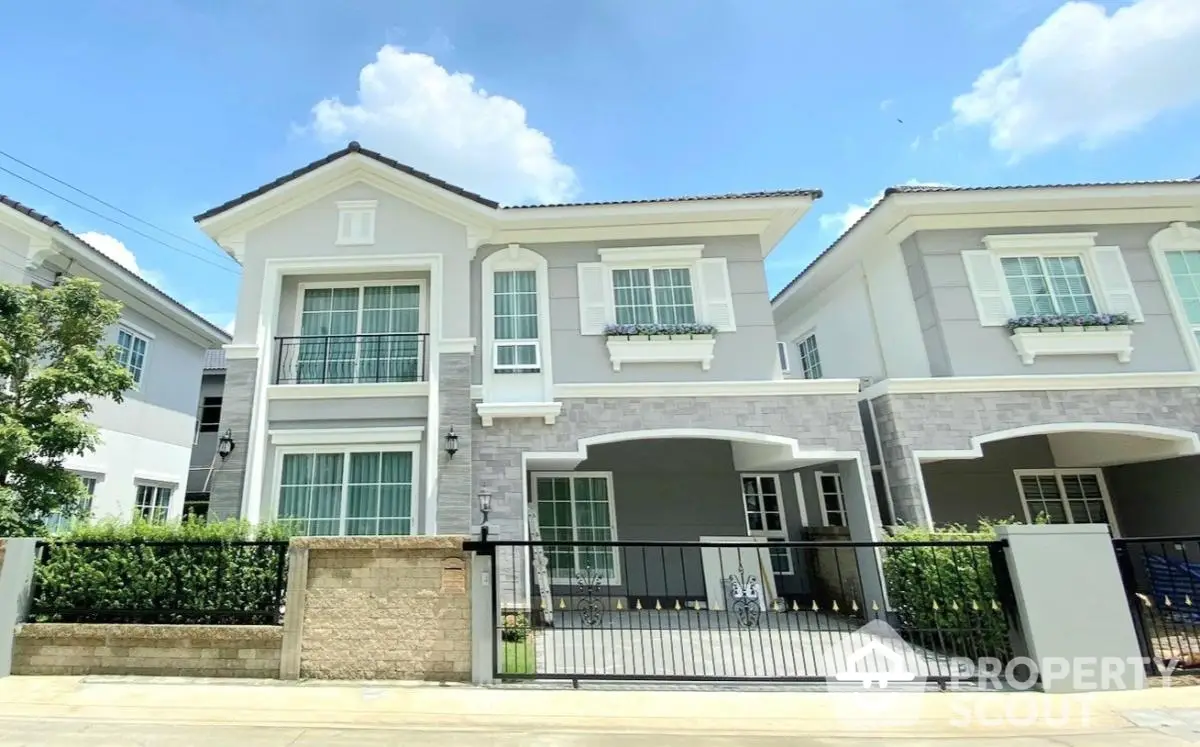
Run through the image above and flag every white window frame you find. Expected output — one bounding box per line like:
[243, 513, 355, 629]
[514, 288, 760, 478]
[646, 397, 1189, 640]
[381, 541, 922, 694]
[996, 252, 1100, 317]
[270, 442, 422, 537]
[480, 245, 555, 407]
[491, 268, 542, 374]
[740, 473, 793, 575]
[115, 324, 152, 389]
[335, 200, 377, 246]
[291, 280, 427, 383]
[776, 341, 790, 374]
[1013, 468, 1119, 535]
[815, 470, 847, 527]
[1149, 222, 1200, 372]
[134, 482, 173, 523]
[530, 471, 621, 586]
[608, 264, 699, 326]
[796, 333, 822, 380]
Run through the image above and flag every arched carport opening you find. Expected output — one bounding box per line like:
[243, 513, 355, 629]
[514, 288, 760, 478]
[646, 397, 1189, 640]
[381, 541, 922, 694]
[913, 423, 1200, 536]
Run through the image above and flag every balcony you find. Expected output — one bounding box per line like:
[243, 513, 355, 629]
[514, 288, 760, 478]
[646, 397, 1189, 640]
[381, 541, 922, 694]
[273, 333, 429, 385]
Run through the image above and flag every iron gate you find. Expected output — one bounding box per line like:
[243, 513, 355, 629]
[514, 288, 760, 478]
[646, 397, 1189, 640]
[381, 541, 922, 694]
[1114, 535, 1200, 675]
[470, 538, 1019, 684]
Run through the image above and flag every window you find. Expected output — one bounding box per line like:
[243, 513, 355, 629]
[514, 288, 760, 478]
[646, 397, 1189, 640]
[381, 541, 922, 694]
[493, 270, 540, 372]
[295, 285, 422, 384]
[741, 475, 792, 575]
[1015, 470, 1113, 527]
[134, 483, 172, 523]
[533, 474, 618, 583]
[1164, 250, 1200, 350]
[116, 327, 149, 386]
[44, 474, 98, 533]
[776, 342, 790, 373]
[817, 471, 847, 527]
[336, 200, 377, 245]
[183, 492, 210, 521]
[198, 397, 222, 433]
[1001, 256, 1097, 316]
[796, 334, 822, 380]
[612, 268, 696, 325]
[278, 449, 414, 536]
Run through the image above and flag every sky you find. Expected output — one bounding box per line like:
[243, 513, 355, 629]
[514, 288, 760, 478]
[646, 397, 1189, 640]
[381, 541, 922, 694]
[2, 0, 1199, 334]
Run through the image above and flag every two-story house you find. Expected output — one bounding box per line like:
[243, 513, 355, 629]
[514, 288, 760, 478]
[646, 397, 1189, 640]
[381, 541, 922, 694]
[773, 180, 1200, 539]
[192, 142, 884, 604]
[0, 196, 231, 523]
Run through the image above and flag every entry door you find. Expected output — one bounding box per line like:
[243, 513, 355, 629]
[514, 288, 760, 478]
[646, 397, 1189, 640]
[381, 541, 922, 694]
[740, 475, 794, 579]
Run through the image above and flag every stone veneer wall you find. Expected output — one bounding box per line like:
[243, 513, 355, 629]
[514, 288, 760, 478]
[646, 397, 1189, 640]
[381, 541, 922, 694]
[292, 536, 471, 681]
[11, 624, 282, 677]
[207, 358, 259, 519]
[436, 352, 473, 534]
[472, 394, 872, 600]
[871, 386, 1200, 526]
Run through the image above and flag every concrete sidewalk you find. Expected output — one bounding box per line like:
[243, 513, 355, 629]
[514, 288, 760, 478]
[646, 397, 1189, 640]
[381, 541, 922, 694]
[0, 676, 1197, 744]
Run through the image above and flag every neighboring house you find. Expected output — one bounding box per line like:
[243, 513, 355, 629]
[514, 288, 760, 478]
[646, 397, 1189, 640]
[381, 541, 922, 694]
[0, 195, 231, 523]
[192, 141, 883, 602]
[773, 180, 1200, 538]
[184, 348, 228, 519]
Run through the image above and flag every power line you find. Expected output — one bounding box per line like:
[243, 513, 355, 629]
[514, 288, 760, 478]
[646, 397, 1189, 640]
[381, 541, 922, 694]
[0, 148, 232, 261]
[0, 163, 240, 276]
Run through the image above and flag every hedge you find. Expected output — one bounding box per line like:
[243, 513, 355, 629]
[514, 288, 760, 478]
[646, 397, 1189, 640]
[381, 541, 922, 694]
[882, 522, 1013, 662]
[29, 518, 292, 625]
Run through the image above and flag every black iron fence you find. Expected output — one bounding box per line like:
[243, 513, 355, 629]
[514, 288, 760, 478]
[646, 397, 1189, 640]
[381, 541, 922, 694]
[472, 538, 1018, 683]
[28, 540, 289, 625]
[1114, 536, 1200, 674]
[273, 333, 429, 385]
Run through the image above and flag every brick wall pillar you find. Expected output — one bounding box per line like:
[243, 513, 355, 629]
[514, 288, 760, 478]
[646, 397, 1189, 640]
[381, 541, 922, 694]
[288, 536, 472, 681]
[870, 394, 931, 527]
[207, 358, 259, 520]
[436, 352, 473, 534]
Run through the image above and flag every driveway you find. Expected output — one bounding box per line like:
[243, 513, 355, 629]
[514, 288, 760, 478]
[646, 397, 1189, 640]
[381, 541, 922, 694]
[534, 610, 965, 679]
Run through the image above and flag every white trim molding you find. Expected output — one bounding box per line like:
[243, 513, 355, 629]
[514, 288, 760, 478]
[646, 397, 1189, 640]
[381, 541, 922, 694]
[1149, 221, 1200, 372]
[1009, 326, 1133, 365]
[440, 337, 477, 355]
[476, 401, 563, 427]
[605, 335, 716, 371]
[268, 426, 425, 446]
[861, 371, 1200, 399]
[556, 379, 861, 398]
[265, 382, 430, 400]
[597, 244, 705, 263]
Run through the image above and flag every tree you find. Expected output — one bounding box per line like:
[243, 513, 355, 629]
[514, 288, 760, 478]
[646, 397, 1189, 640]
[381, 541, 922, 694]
[0, 277, 133, 535]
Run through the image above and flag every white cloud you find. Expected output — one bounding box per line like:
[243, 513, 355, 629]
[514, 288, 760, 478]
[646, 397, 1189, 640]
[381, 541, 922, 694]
[879, 99, 894, 111]
[307, 45, 578, 205]
[78, 231, 140, 275]
[952, 0, 1200, 157]
[819, 181, 951, 235]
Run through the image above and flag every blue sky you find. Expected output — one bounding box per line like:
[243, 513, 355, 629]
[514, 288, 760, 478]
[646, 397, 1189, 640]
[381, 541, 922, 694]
[2, 0, 1199, 332]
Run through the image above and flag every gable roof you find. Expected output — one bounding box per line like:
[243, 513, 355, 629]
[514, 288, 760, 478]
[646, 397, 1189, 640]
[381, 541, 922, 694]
[771, 177, 1200, 307]
[0, 194, 230, 345]
[193, 141, 821, 222]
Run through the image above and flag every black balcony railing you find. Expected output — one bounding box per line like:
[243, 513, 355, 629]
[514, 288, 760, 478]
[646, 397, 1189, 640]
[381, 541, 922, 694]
[274, 333, 429, 385]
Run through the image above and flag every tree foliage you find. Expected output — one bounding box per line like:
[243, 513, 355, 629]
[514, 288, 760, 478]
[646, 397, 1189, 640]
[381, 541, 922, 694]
[0, 277, 133, 535]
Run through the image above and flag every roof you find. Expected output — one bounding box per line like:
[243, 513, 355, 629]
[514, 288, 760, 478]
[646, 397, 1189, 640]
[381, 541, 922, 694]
[0, 194, 231, 343]
[193, 141, 820, 222]
[771, 177, 1200, 306]
[203, 348, 227, 371]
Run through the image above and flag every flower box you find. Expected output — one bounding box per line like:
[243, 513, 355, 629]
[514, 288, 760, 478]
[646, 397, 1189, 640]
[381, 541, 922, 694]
[1009, 325, 1133, 365]
[602, 324, 717, 371]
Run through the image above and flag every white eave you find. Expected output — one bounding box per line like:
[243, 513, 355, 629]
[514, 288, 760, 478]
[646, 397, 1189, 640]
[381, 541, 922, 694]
[195, 151, 816, 261]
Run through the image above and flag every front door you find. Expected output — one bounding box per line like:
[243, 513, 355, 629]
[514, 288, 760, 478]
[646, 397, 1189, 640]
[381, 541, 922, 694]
[740, 474, 804, 596]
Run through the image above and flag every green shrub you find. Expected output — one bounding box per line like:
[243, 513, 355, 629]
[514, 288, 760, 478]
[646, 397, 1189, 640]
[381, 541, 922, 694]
[30, 518, 292, 625]
[501, 611, 529, 642]
[883, 521, 1014, 662]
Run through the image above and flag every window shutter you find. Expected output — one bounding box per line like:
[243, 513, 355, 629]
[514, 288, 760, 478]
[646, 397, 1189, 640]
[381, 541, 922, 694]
[961, 250, 1011, 326]
[697, 258, 736, 331]
[1090, 246, 1143, 321]
[577, 262, 609, 335]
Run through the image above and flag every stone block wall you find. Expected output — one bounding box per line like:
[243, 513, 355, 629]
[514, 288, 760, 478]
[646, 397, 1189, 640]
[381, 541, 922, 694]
[11, 624, 282, 677]
[291, 536, 471, 681]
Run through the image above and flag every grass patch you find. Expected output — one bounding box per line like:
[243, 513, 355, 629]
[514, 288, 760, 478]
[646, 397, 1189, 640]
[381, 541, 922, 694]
[501, 637, 536, 675]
